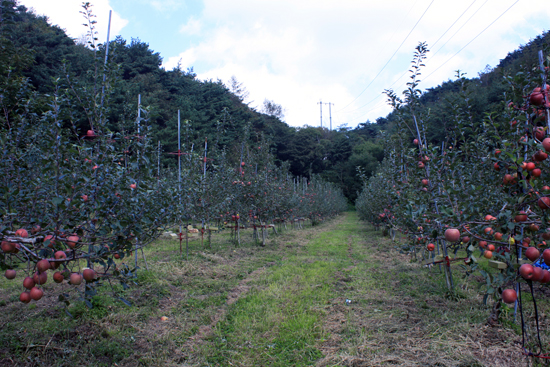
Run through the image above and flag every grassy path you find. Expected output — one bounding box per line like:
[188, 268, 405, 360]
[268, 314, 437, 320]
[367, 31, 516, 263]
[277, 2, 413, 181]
[0, 212, 532, 366]
[196, 212, 525, 366]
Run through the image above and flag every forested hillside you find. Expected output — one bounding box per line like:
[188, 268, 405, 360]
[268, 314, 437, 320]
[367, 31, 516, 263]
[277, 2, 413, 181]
[3, 2, 550, 202]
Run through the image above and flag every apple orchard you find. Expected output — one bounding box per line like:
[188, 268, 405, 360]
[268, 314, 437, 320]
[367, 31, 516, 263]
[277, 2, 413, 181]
[0, 55, 347, 311]
[357, 43, 550, 357]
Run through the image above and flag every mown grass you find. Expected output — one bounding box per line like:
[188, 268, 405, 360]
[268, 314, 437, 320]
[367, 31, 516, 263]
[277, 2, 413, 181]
[1, 214, 549, 366]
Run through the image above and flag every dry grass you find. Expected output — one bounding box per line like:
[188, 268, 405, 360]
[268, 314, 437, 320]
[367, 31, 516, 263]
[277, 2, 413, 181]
[1, 214, 549, 366]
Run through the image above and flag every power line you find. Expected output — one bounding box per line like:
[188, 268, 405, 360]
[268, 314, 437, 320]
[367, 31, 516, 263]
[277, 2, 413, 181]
[344, 0, 520, 127]
[423, 0, 520, 82]
[336, 0, 435, 113]
[430, 0, 478, 49]
[430, 0, 489, 60]
[338, 0, 478, 117]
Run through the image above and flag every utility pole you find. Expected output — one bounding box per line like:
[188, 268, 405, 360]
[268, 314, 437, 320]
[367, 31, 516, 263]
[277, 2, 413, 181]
[324, 102, 333, 130]
[317, 100, 323, 128]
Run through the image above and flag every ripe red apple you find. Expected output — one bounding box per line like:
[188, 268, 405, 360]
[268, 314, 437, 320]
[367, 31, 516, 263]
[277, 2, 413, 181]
[462, 236, 470, 243]
[66, 235, 79, 249]
[130, 183, 137, 189]
[418, 161, 425, 168]
[83, 268, 96, 282]
[36, 259, 50, 273]
[530, 87, 546, 105]
[70, 273, 83, 285]
[534, 127, 545, 140]
[543, 138, 550, 152]
[538, 197, 550, 210]
[87, 130, 95, 137]
[502, 289, 517, 304]
[4, 269, 16, 280]
[484, 251, 493, 259]
[494, 162, 501, 171]
[1, 241, 15, 253]
[413, 139, 419, 145]
[487, 244, 495, 252]
[53, 271, 64, 283]
[29, 287, 43, 301]
[427, 243, 435, 251]
[23, 276, 35, 290]
[15, 228, 28, 238]
[515, 212, 528, 222]
[54, 251, 67, 260]
[533, 266, 544, 282]
[19, 291, 31, 304]
[444, 228, 460, 242]
[81, 195, 88, 202]
[526, 247, 540, 262]
[543, 248, 550, 266]
[532, 168, 542, 177]
[534, 150, 548, 161]
[526, 162, 536, 171]
[479, 241, 487, 248]
[33, 271, 47, 285]
[519, 264, 535, 280]
[541, 270, 550, 284]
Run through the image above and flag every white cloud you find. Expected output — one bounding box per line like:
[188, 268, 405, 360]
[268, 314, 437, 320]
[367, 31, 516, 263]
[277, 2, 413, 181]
[18, 0, 550, 128]
[163, 0, 550, 127]
[148, 0, 184, 12]
[179, 17, 202, 35]
[18, 0, 128, 45]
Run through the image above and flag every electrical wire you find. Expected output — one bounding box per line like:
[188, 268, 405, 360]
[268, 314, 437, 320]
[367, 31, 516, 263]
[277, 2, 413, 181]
[345, 0, 520, 127]
[430, 0, 478, 49]
[340, 0, 479, 117]
[336, 0, 435, 113]
[423, 0, 520, 82]
[430, 0, 489, 60]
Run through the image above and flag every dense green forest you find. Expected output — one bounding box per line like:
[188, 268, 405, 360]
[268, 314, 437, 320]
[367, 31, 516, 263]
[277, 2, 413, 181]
[2, 1, 549, 202]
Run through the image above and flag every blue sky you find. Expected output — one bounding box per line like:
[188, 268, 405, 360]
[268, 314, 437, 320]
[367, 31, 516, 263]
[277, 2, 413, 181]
[18, 0, 550, 129]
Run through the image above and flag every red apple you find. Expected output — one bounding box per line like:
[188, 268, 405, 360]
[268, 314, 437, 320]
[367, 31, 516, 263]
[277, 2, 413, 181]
[29, 287, 43, 301]
[83, 268, 96, 282]
[15, 228, 28, 238]
[444, 228, 460, 242]
[66, 235, 79, 249]
[33, 271, 47, 285]
[23, 276, 35, 290]
[19, 291, 31, 304]
[53, 271, 64, 283]
[543, 248, 550, 266]
[541, 270, 550, 284]
[70, 273, 82, 285]
[36, 259, 50, 273]
[519, 264, 535, 280]
[4, 269, 16, 280]
[502, 289, 517, 304]
[526, 247, 540, 262]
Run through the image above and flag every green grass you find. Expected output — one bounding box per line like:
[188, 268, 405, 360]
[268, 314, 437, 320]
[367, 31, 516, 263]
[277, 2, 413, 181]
[0, 214, 545, 366]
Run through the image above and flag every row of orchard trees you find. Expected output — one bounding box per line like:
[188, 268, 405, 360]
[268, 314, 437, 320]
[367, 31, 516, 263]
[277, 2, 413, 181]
[165, 124, 347, 250]
[0, 17, 347, 309]
[357, 43, 550, 355]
